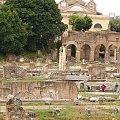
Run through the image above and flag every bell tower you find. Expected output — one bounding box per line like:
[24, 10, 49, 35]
[58, 0, 67, 10]
[87, 0, 96, 11]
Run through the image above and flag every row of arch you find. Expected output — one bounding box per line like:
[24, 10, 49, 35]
[66, 44, 118, 62]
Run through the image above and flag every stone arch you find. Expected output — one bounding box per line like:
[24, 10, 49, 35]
[94, 23, 102, 28]
[80, 44, 91, 61]
[94, 44, 106, 62]
[66, 44, 77, 61]
[108, 44, 117, 62]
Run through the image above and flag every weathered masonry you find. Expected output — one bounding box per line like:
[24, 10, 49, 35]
[0, 81, 77, 100]
[63, 31, 120, 63]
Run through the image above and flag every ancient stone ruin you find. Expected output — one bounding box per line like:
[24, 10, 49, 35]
[3, 65, 26, 79]
[0, 81, 77, 100]
[6, 94, 35, 120]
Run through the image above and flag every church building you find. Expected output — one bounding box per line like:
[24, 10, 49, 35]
[58, 0, 109, 31]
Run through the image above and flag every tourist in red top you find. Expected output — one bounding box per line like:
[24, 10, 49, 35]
[101, 84, 106, 92]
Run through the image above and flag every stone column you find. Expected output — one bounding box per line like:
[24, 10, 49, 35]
[59, 45, 66, 71]
[105, 50, 109, 63]
[114, 48, 117, 62]
[90, 50, 94, 61]
[76, 50, 80, 62]
[116, 47, 120, 62]
[62, 45, 66, 71]
[117, 52, 120, 62]
[59, 49, 62, 71]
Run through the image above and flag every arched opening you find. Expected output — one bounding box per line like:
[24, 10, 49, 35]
[94, 23, 102, 28]
[108, 45, 117, 63]
[66, 44, 77, 61]
[80, 44, 91, 61]
[94, 44, 106, 62]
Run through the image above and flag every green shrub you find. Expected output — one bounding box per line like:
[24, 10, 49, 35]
[21, 51, 42, 59]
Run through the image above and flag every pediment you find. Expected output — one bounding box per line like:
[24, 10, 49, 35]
[61, 3, 96, 14]
[68, 5, 84, 12]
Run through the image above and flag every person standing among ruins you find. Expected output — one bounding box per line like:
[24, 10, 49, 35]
[101, 84, 106, 92]
[115, 83, 118, 92]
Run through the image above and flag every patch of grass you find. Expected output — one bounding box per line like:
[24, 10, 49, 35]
[113, 94, 119, 99]
[114, 78, 120, 83]
[78, 88, 87, 92]
[22, 101, 79, 107]
[1, 77, 48, 83]
[22, 102, 48, 106]
[27, 108, 120, 120]
[102, 108, 114, 114]
[27, 108, 80, 120]
[99, 101, 120, 106]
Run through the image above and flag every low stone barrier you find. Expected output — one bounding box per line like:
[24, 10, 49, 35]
[0, 81, 77, 100]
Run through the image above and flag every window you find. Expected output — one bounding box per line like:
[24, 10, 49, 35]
[94, 23, 102, 28]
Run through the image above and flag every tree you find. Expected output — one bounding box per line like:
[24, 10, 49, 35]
[69, 15, 79, 30]
[0, 9, 28, 55]
[2, 0, 66, 53]
[69, 15, 92, 31]
[83, 16, 93, 31]
[74, 17, 85, 31]
[110, 19, 120, 32]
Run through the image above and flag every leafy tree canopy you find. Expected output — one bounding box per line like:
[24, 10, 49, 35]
[74, 17, 85, 31]
[0, 9, 28, 54]
[69, 15, 92, 31]
[0, 0, 66, 53]
[110, 19, 120, 32]
[83, 16, 93, 31]
[69, 15, 79, 29]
